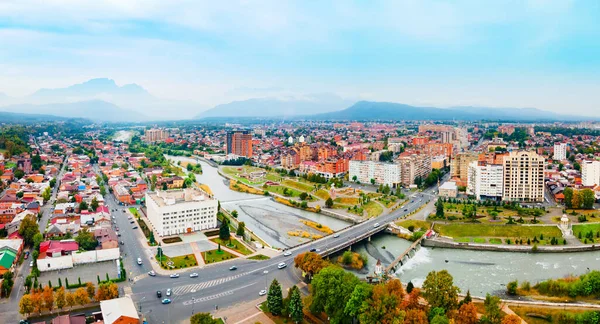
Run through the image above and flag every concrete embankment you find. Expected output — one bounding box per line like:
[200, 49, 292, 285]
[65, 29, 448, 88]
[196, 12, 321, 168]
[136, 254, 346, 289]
[423, 238, 600, 253]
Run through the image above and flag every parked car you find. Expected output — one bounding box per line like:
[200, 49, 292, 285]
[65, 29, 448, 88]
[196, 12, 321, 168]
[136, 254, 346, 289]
[283, 251, 291, 257]
[161, 298, 171, 304]
[229, 266, 237, 271]
[120, 241, 124, 245]
[189, 273, 198, 278]
[259, 290, 267, 296]
[29, 261, 33, 267]
[24, 251, 29, 259]
[148, 271, 156, 276]
[157, 291, 162, 298]
[277, 262, 287, 269]
[137, 258, 142, 265]
[166, 289, 171, 296]
[132, 226, 138, 229]
[170, 274, 179, 278]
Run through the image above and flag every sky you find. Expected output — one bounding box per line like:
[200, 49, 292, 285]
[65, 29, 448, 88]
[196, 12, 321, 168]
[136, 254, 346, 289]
[0, 0, 599, 115]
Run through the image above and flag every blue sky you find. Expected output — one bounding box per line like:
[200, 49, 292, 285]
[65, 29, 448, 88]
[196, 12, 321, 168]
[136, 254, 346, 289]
[0, 0, 599, 115]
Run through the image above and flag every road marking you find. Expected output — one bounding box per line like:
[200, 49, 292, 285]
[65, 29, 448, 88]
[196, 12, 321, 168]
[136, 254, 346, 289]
[172, 272, 248, 295]
[180, 282, 257, 306]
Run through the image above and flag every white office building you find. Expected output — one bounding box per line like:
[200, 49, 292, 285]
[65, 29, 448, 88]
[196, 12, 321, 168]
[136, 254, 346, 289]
[467, 161, 504, 200]
[553, 143, 567, 161]
[582, 160, 600, 187]
[349, 160, 401, 188]
[145, 188, 218, 237]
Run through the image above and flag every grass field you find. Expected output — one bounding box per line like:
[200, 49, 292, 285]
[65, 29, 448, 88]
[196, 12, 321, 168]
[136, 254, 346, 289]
[156, 253, 198, 269]
[364, 201, 383, 218]
[265, 173, 282, 182]
[266, 185, 303, 198]
[202, 249, 237, 264]
[573, 223, 600, 243]
[129, 207, 139, 217]
[314, 189, 331, 200]
[198, 183, 213, 195]
[434, 223, 562, 239]
[248, 254, 270, 260]
[510, 305, 589, 324]
[282, 179, 314, 192]
[210, 237, 253, 255]
[397, 220, 431, 231]
[334, 197, 359, 205]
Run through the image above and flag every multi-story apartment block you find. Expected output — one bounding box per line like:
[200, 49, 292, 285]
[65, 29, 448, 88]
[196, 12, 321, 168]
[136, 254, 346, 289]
[145, 188, 218, 237]
[424, 143, 453, 158]
[226, 130, 253, 157]
[451, 152, 478, 187]
[144, 128, 169, 143]
[398, 154, 432, 187]
[467, 161, 504, 200]
[582, 160, 600, 187]
[553, 143, 567, 161]
[349, 160, 402, 188]
[502, 151, 545, 202]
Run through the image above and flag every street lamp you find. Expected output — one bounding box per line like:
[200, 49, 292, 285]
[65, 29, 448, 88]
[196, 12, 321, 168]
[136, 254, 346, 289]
[192, 297, 195, 315]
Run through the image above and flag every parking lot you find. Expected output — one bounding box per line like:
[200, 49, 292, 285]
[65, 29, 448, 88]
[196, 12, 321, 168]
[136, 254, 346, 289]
[38, 260, 120, 287]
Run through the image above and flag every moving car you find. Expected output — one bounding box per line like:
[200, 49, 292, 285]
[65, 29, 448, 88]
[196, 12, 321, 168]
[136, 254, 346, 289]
[170, 273, 180, 278]
[277, 262, 287, 269]
[309, 248, 317, 252]
[120, 241, 124, 245]
[148, 271, 156, 276]
[29, 261, 34, 267]
[157, 291, 162, 298]
[166, 289, 171, 296]
[161, 298, 171, 304]
[283, 251, 292, 256]
[374, 223, 380, 228]
[259, 290, 267, 296]
[24, 251, 29, 259]
[229, 266, 237, 271]
[132, 226, 138, 229]
[130, 220, 135, 224]
[333, 233, 340, 238]
[137, 258, 142, 265]
[190, 273, 198, 278]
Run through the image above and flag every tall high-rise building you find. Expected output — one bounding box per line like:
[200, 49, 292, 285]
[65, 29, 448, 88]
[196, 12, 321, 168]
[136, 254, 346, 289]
[451, 152, 478, 186]
[144, 128, 169, 143]
[398, 154, 432, 187]
[467, 160, 504, 200]
[553, 143, 567, 161]
[502, 151, 545, 202]
[582, 160, 600, 187]
[349, 160, 402, 188]
[226, 130, 253, 157]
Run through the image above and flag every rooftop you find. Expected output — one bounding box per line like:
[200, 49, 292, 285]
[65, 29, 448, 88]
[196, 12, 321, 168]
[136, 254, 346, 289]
[147, 188, 213, 207]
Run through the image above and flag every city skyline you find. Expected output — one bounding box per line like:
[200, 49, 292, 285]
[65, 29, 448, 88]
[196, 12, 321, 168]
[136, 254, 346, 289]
[1, 1, 599, 116]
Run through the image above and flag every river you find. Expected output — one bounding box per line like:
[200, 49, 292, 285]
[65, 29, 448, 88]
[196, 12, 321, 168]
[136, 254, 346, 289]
[113, 130, 133, 142]
[167, 156, 600, 296]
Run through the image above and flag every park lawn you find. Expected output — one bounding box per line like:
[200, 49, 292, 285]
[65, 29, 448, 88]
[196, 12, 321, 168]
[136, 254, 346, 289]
[364, 201, 383, 218]
[248, 254, 270, 260]
[314, 189, 331, 200]
[378, 196, 398, 208]
[434, 223, 562, 239]
[198, 183, 213, 195]
[472, 238, 487, 243]
[202, 249, 237, 264]
[489, 238, 502, 244]
[210, 237, 253, 255]
[282, 179, 314, 192]
[454, 237, 471, 243]
[573, 223, 600, 243]
[335, 197, 359, 205]
[266, 185, 303, 198]
[397, 220, 431, 231]
[156, 253, 198, 269]
[265, 173, 282, 182]
[129, 207, 139, 217]
[259, 302, 311, 324]
[332, 203, 353, 210]
[510, 305, 588, 324]
[566, 209, 600, 216]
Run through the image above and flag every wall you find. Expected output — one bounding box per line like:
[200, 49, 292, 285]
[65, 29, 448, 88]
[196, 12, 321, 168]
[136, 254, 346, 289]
[422, 238, 600, 253]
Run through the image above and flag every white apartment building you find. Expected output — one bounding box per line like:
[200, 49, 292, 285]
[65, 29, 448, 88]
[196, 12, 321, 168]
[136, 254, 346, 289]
[582, 160, 600, 187]
[502, 151, 546, 202]
[145, 188, 218, 237]
[467, 161, 504, 200]
[349, 160, 402, 188]
[553, 143, 567, 161]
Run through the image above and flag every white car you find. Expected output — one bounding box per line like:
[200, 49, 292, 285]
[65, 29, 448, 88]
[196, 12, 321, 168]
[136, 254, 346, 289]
[137, 258, 142, 265]
[283, 251, 292, 257]
[259, 290, 267, 296]
[189, 273, 198, 278]
[148, 271, 156, 276]
[333, 233, 340, 238]
[166, 288, 172, 296]
[374, 223, 380, 228]
[29, 261, 34, 267]
[277, 262, 287, 269]
[170, 274, 180, 278]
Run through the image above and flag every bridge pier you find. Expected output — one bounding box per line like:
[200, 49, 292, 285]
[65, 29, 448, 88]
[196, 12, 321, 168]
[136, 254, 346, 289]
[368, 236, 371, 242]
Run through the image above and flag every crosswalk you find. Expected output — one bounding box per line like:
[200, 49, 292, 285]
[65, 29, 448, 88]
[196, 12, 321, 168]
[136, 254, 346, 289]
[172, 272, 248, 296]
[180, 282, 257, 306]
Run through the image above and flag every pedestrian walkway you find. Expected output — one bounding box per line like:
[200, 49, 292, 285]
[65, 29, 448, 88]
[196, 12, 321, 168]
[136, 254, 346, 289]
[503, 305, 527, 324]
[190, 241, 207, 267]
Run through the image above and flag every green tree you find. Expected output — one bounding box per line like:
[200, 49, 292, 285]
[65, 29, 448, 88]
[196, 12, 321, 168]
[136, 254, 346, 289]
[344, 282, 372, 320]
[325, 197, 334, 208]
[18, 214, 39, 246]
[100, 185, 106, 196]
[481, 293, 502, 324]
[288, 285, 303, 323]
[311, 266, 360, 324]
[75, 228, 98, 250]
[219, 218, 230, 241]
[236, 222, 245, 237]
[436, 197, 445, 218]
[162, 182, 168, 191]
[267, 279, 283, 316]
[370, 178, 375, 185]
[1, 271, 14, 297]
[41, 187, 51, 202]
[564, 187, 574, 209]
[582, 189, 595, 209]
[231, 210, 238, 218]
[422, 270, 460, 312]
[14, 169, 25, 179]
[431, 315, 450, 324]
[190, 312, 219, 324]
[79, 201, 88, 211]
[507, 280, 518, 295]
[572, 190, 583, 209]
[33, 232, 44, 251]
[90, 197, 99, 211]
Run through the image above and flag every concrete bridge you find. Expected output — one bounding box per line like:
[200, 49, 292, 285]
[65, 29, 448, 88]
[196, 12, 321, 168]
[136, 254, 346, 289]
[320, 224, 389, 257]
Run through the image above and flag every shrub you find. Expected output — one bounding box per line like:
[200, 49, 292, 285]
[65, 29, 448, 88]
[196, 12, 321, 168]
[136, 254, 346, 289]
[520, 281, 531, 291]
[507, 280, 518, 295]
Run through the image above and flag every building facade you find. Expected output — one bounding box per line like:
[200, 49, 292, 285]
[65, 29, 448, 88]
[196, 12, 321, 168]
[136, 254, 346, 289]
[398, 154, 432, 187]
[145, 188, 218, 237]
[226, 130, 253, 157]
[467, 161, 504, 200]
[144, 128, 169, 143]
[349, 160, 402, 188]
[553, 143, 567, 161]
[582, 160, 600, 187]
[451, 152, 478, 187]
[502, 151, 545, 202]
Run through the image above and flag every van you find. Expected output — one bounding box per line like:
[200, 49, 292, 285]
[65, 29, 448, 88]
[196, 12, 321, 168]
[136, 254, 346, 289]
[137, 258, 142, 265]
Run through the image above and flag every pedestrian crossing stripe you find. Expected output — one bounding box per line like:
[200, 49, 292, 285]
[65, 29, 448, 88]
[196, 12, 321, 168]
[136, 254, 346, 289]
[172, 272, 247, 295]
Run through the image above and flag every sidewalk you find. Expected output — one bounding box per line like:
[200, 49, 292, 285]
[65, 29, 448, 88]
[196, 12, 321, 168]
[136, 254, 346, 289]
[213, 299, 274, 324]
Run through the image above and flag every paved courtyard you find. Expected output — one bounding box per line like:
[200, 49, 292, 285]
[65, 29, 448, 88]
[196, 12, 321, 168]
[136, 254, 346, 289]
[162, 240, 214, 257]
[38, 261, 120, 287]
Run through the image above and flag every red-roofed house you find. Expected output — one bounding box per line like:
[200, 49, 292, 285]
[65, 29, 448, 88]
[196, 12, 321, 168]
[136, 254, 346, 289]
[39, 240, 79, 258]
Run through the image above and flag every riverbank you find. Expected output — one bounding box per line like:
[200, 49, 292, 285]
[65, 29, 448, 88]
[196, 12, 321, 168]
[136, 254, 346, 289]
[423, 237, 600, 253]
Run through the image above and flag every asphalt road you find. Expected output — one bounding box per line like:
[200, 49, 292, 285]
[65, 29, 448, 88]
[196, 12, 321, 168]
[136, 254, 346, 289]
[129, 185, 439, 323]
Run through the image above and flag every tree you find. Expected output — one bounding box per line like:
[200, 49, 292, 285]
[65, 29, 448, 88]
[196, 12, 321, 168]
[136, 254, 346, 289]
[406, 281, 414, 293]
[352, 175, 358, 182]
[299, 192, 308, 200]
[42, 285, 54, 311]
[231, 210, 238, 218]
[1, 271, 14, 297]
[219, 218, 230, 240]
[19, 294, 34, 316]
[100, 185, 107, 196]
[344, 282, 372, 319]
[65, 291, 76, 309]
[42, 186, 51, 202]
[190, 312, 219, 324]
[76, 228, 98, 250]
[501, 315, 522, 324]
[404, 309, 428, 324]
[236, 222, 245, 236]
[90, 197, 99, 211]
[162, 182, 168, 191]
[370, 178, 376, 185]
[294, 252, 330, 277]
[14, 169, 25, 179]
[582, 189, 595, 209]
[481, 293, 503, 324]
[572, 190, 583, 209]
[422, 270, 460, 312]
[267, 279, 283, 316]
[289, 285, 303, 323]
[85, 282, 96, 300]
[55, 286, 66, 310]
[358, 279, 405, 324]
[31, 290, 43, 314]
[430, 315, 450, 324]
[564, 187, 574, 208]
[436, 197, 445, 218]
[311, 266, 360, 324]
[33, 232, 43, 251]
[74, 287, 90, 306]
[79, 201, 88, 211]
[18, 214, 39, 246]
[96, 282, 119, 301]
[455, 302, 479, 324]
[325, 197, 334, 208]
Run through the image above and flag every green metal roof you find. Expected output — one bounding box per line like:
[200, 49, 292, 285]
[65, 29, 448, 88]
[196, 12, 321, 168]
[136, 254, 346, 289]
[0, 249, 17, 270]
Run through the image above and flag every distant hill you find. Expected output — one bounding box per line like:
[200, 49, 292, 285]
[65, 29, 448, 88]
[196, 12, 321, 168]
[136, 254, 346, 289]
[309, 101, 595, 121]
[0, 111, 78, 123]
[29, 78, 151, 101]
[195, 94, 353, 118]
[0, 100, 146, 122]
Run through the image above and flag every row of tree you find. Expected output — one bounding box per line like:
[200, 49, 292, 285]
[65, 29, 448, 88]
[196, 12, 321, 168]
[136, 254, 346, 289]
[563, 187, 595, 209]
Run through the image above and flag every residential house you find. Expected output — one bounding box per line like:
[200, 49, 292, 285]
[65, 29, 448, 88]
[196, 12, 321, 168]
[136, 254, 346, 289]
[100, 296, 140, 324]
